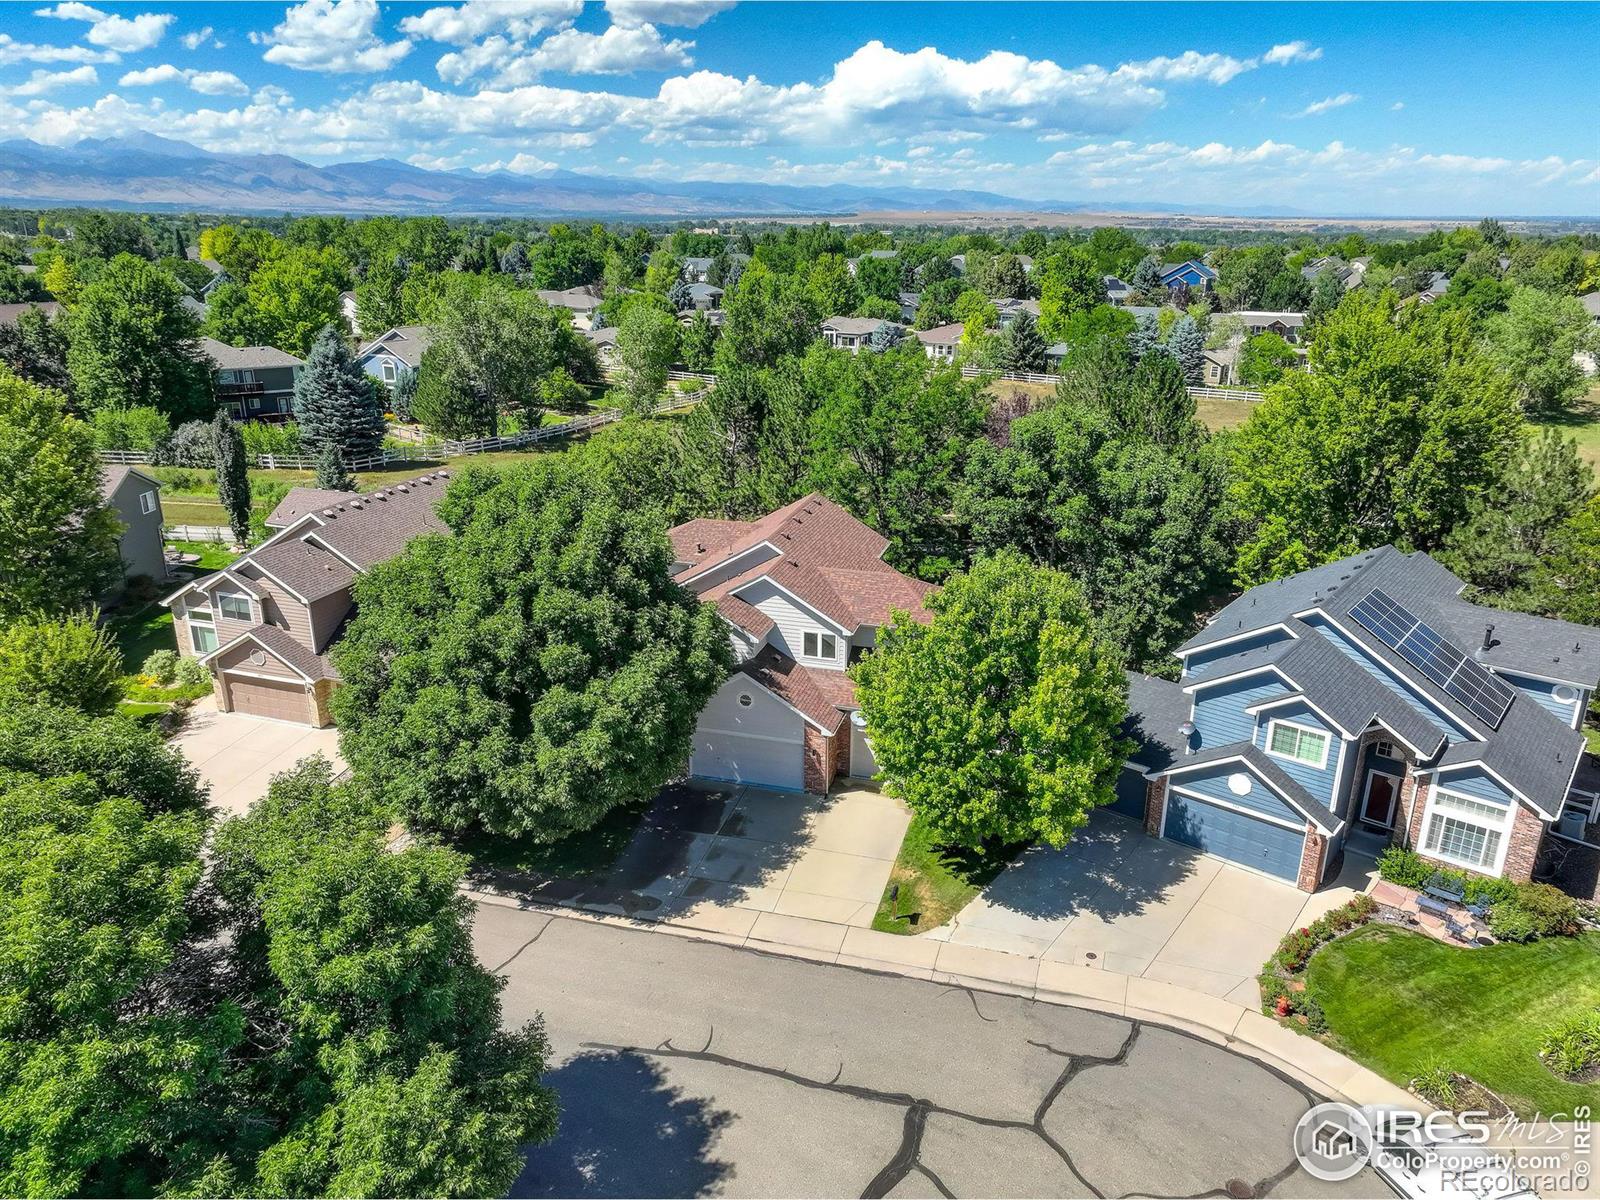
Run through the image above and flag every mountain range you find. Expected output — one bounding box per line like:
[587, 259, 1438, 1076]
[0, 133, 1298, 219]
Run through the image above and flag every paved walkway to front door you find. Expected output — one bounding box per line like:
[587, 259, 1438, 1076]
[927, 812, 1375, 1006]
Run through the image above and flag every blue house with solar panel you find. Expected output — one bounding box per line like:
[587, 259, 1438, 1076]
[1118, 546, 1600, 894]
[1157, 259, 1218, 296]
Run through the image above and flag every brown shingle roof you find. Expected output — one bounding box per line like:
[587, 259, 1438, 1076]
[670, 517, 754, 566]
[247, 537, 358, 602]
[739, 647, 846, 733]
[265, 486, 359, 528]
[214, 623, 338, 682]
[0, 301, 60, 327]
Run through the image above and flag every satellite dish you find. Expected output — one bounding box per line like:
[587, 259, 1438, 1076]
[850, 710, 868, 728]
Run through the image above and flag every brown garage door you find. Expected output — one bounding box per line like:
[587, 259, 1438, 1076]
[226, 675, 312, 724]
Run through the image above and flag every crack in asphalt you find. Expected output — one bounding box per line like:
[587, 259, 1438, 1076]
[488, 914, 554, 972]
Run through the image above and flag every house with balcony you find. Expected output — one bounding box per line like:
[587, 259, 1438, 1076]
[670, 494, 932, 793]
[1119, 547, 1600, 895]
[199, 337, 303, 420]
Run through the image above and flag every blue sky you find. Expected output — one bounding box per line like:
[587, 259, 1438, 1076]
[1, 1, 1595, 215]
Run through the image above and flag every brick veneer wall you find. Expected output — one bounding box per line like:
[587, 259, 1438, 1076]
[1400, 771, 1431, 852]
[1143, 777, 1167, 836]
[1501, 803, 1546, 883]
[802, 726, 832, 794]
[1297, 829, 1326, 893]
[311, 679, 337, 728]
[833, 721, 851, 778]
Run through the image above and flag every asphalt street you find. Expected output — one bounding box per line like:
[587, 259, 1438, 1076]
[478, 904, 1387, 1199]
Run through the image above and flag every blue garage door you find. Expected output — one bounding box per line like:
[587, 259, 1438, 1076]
[1163, 791, 1304, 881]
[1110, 767, 1148, 821]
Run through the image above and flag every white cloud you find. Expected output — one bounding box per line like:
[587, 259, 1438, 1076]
[35, 3, 174, 53]
[1114, 50, 1255, 86]
[0, 32, 119, 65]
[255, 0, 411, 73]
[2, 65, 98, 95]
[1391, 101, 1405, 111]
[1264, 41, 1322, 66]
[181, 25, 221, 50]
[399, 0, 581, 45]
[501, 22, 694, 80]
[435, 36, 519, 84]
[1294, 92, 1359, 117]
[603, 0, 735, 28]
[120, 63, 249, 94]
[475, 151, 557, 173]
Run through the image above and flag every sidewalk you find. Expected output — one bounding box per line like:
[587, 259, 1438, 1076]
[468, 886, 1417, 1112]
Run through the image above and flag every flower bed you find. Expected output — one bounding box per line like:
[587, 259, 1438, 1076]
[1258, 893, 1378, 1032]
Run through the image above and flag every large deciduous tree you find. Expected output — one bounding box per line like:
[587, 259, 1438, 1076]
[680, 361, 810, 520]
[615, 304, 679, 413]
[851, 552, 1131, 850]
[66, 254, 213, 422]
[331, 461, 732, 839]
[0, 612, 123, 715]
[1228, 291, 1524, 586]
[1484, 286, 1595, 414]
[292, 324, 385, 459]
[0, 370, 122, 621]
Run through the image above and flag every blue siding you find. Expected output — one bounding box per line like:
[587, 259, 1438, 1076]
[1164, 792, 1304, 880]
[1435, 765, 1515, 808]
[1299, 614, 1468, 740]
[1192, 671, 1293, 751]
[1252, 699, 1341, 809]
[1500, 672, 1583, 726]
[1182, 628, 1293, 675]
[1165, 761, 1303, 825]
[1111, 767, 1147, 820]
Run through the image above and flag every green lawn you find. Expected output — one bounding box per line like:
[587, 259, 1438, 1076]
[1533, 390, 1600, 470]
[871, 814, 1018, 934]
[168, 540, 237, 570]
[106, 600, 179, 670]
[1305, 924, 1600, 1116]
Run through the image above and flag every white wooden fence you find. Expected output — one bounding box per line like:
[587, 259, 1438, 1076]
[99, 392, 705, 471]
[164, 524, 233, 543]
[1186, 386, 1267, 403]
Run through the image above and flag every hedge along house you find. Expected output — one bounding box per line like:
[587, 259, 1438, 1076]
[668, 495, 933, 795]
[160, 472, 451, 725]
[1121, 547, 1600, 894]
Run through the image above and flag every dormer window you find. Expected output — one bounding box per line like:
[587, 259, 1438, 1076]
[218, 592, 252, 622]
[1266, 719, 1330, 769]
[803, 631, 837, 661]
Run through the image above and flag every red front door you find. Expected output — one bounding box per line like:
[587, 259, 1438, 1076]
[1362, 772, 1399, 828]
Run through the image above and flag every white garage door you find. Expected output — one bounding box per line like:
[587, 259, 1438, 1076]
[691, 731, 804, 791]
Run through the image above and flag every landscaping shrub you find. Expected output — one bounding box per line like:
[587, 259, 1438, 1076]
[91, 405, 170, 452]
[1268, 893, 1378, 974]
[240, 420, 302, 457]
[142, 649, 179, 685]
[1377, 845, 1435, 888]
[0, 611, 124, 715]
[153, 420, 216, 467]
[1378, 846, 1521, 910]
[1414, 1063, 1460, 1107]
[1540, 1010, 1600, 1078]
[1490, 883, 1582, 942]
[173, 656, 211, 689]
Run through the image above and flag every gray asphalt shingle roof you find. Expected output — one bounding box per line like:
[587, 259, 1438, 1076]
[1161, 741, 1339, 833]
[1122, 671, 1192, 773]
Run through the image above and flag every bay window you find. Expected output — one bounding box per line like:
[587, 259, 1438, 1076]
[1422, 789, 1511, 872]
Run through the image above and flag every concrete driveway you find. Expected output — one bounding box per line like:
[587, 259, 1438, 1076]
[928, 811, 1375, 1006]
[172, 696, 344, 815]
[478, 781, 910, 936]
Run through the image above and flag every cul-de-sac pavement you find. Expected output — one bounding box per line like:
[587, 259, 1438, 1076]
[478, 906, 1380, 1199]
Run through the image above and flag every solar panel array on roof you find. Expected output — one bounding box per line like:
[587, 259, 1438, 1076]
[1348, 588, 1516, 729]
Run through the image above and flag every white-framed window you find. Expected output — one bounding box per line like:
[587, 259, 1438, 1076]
[138, 490, 156, 515]
[1421, 788, 1513, 872]
[1372, 739, 1398, 760]
[187, 603, 218, 654]
[381, 360, 397, 382]
[218, 592, 251, 622]
[803, 631, 837, 660]
[1265, 718, 1331, 769]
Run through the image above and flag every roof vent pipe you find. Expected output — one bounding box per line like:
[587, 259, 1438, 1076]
[1482, 623, 1495, 652]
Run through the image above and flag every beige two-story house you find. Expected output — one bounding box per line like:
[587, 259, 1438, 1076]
[162, 471, 450, 725]
[670, 494, 932, 793]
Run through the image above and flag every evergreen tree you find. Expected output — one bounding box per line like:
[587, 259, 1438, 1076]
[1001, 311, 1047, 372]
[866, 322, 905, 353]
[1128, 311, 1161, 361]
[390, 366, 418, 422]
[1165, 314, 1205, 384]
[291, 325, 384, 458]
[211, 410, 251, 546]
[313, 438, 356, 491]
[498, 241, 531, 277]
[1306, 268, 1345, 328]
[1129, 254, 1163, 303]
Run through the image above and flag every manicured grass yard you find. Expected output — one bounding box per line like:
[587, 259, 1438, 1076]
[871, 814, 1018, 934]
[1305, 924, 1600, 1116]
[1533, 388, 1600, 470]
[1194, 396, 1259, 431]
[107, 600, 179, 668]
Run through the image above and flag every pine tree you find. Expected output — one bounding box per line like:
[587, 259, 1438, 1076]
[1001, 311, 1046, 372]
[212, 410, 252, 547]
[1128, 311, 1161, 361]
[1129, 254, 1163, 303]
[291, 325, 384, 459]
[313, 438, 356, 491]
[1165, 314, 1205, 384]
[390, 366, 418, 423]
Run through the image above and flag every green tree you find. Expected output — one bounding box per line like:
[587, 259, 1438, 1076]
[212, 410, 251, 545]
[313, 438, 355, 491]
[1536, 494, 1600, 625]
[574, 417, 689, 521]
[1036, 246, 1104, 342]
[331, 461, 732, 838]
[1484, 287, 1594, 413]
[413, 343, 494, 438]
[806, 341, 987, 575]
[851, 552, 1131, 849]
[1238, 331, 1299, 386]
[245, 246, 350, 356]
[1001, 311, 1047, 372]
[805, 252, 859, 317]
[66, 255, 213, 422]
[0, 612, 123, 715]
[355, 252, 408, 335]
[1306, 268, 1345, 328]
[0, 370, 122, 620]
[292, 325, 385, 459]
[1439, 429, 1593, 607]
[209, 759, 560, 1197]
[538, 365, 588, 414]
[679, 309, 718, 371]
[680, 361, 810, 519]
[427, 278, 576, 429]
[716, 260, 818, 369]
[0, 304, 71, 395]
[1228, 292, 1524, 585]
[616, 304, 678, 413]
[200, 279, 260, 345]
[1165, 313, 1205, 383]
